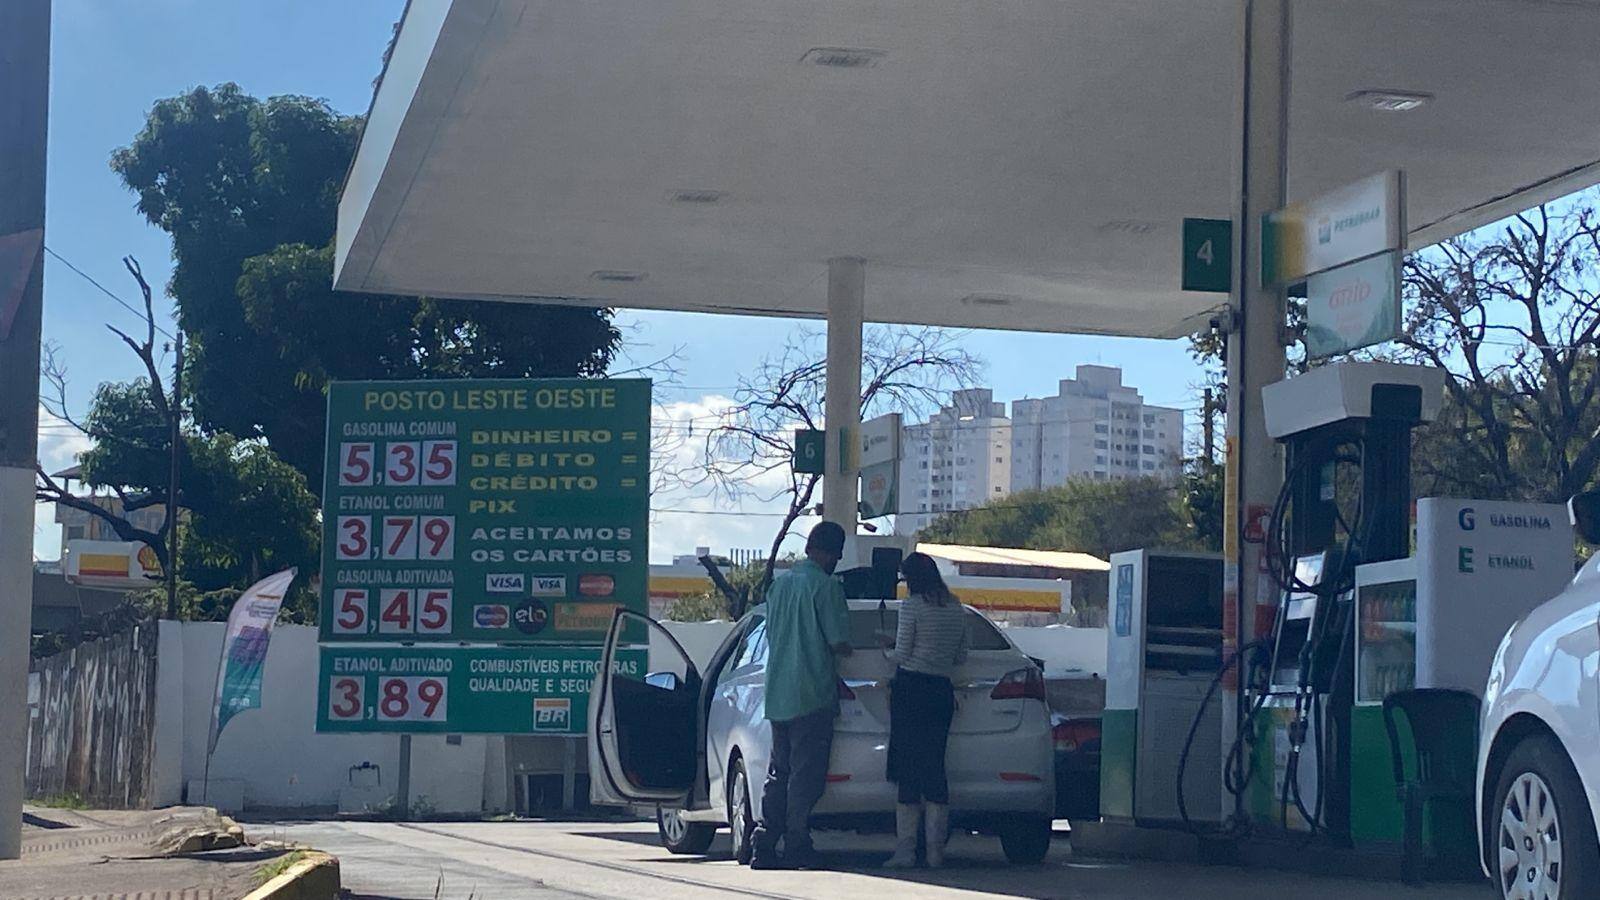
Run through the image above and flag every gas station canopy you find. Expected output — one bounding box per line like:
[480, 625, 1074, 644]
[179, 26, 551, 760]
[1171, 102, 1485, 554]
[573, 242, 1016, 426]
[336, 0, 1600, 338]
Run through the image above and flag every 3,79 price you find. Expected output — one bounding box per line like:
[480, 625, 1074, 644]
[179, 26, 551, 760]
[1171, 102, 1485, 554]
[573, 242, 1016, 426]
[331, 588, 453, 636]
[326, 675, 448, 722]
[335, 515, 454, 561]
[338, 441, 457, 487]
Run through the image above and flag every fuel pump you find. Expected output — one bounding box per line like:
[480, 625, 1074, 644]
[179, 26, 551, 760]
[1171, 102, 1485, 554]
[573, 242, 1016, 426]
[1249, 362, 1443, 838]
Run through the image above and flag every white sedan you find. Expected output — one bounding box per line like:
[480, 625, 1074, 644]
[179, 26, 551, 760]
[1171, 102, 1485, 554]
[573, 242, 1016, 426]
[589, 600, 1056, 864]
[1478, 491, 1600, 898]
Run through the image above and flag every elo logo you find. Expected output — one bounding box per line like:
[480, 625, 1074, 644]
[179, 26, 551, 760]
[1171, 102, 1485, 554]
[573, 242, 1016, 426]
[514, 599, 550, 634]
[486, 573, 525, 594]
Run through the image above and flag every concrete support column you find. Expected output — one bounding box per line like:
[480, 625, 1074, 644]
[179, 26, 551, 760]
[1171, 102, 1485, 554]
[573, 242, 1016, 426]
[823, 258, 865, 536]
[1222, 0, 1289, 825]
[0, 0, 50, 860]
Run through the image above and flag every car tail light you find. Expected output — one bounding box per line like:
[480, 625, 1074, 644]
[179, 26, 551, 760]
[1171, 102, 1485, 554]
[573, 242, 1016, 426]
[998, 772, 1042, 783]
[825, 773, 852, 783]
[1053, 719, 1101, 753]
[991, 666, 1046, 702]
[837, 679, 856, 701]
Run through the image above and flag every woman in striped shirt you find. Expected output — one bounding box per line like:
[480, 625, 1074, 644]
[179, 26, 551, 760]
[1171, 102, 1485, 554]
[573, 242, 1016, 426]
[882, 552, 970, 868]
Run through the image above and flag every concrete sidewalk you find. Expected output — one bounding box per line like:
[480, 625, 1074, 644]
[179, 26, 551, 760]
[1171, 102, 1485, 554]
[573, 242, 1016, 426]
[1, 805, 296, 900]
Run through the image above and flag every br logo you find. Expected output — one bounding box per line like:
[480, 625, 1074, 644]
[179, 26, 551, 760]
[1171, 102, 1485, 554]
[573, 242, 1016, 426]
[533, 697, 571, 732]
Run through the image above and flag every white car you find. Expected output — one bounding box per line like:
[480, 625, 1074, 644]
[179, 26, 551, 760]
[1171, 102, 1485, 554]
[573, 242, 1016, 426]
[1478, 492, 1600, 898]
[589, 600, 1056, 865]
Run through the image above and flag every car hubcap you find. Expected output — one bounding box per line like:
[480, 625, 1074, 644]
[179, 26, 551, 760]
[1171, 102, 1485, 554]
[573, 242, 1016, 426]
[662, 807, 688, 845]
[731, 770, 749, 856]
[1499, 772, 1562, 900]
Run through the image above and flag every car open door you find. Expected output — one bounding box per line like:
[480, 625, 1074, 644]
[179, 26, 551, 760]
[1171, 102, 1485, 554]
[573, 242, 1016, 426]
[589, 609, 703, 806]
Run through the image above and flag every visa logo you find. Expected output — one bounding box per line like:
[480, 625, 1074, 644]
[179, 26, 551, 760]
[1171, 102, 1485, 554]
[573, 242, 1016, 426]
[486, 574, 525, 593]
[528, 575, 567, 597]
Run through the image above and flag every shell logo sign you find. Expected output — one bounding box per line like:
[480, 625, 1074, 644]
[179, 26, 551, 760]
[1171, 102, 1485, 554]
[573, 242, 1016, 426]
[65, 540, 163, 590]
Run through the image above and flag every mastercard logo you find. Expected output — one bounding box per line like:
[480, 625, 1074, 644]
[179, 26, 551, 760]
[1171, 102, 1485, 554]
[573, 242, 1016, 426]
[578, 574, 615, 597]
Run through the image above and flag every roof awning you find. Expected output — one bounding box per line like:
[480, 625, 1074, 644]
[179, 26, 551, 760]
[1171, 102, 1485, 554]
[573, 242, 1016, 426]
[336, 0, 1600, 338]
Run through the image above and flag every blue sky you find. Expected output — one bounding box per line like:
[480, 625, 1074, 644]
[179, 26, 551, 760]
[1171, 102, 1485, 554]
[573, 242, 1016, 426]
[32, 1, 1207, 562]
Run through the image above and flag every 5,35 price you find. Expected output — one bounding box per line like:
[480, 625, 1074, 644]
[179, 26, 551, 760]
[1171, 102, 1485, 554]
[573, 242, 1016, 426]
[338, 441, 456, 487]
[327, 675, 448, 722]
[335, 515, 454, 561]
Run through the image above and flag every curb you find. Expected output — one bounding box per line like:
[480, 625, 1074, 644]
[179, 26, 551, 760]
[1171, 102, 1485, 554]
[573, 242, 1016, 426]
[241, 850, 341, 900]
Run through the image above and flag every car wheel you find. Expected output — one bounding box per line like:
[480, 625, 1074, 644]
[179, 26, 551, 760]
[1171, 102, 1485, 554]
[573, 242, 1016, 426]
[1493, 734, 1600, 899]
[657, 805, 716, 855]
[999, 816, 1052, 865]
[727, 759, 756, 865]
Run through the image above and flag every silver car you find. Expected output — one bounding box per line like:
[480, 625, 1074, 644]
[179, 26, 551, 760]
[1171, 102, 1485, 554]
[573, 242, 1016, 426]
[589, 601, 1056, 864]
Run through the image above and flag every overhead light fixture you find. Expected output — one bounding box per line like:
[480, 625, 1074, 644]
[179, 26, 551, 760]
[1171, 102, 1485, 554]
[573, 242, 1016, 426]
[1345, 89, 1433, 112]
[961, 293, 1017, 307]
[590, 270, 647, 284]
[801, 47, 886, 69]
[670, 189, 725, 205]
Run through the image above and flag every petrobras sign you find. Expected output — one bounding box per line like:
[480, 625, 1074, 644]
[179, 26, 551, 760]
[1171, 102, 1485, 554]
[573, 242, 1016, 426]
[1263, 170, 1404, 286]
[1304, 251, 1402, 358]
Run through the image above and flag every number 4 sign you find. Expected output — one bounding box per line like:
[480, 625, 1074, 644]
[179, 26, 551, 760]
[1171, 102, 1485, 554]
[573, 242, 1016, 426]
[1182, 217, 1232, 294]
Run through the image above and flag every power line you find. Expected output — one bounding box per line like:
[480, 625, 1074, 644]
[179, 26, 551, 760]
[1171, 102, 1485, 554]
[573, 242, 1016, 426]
[44, 247, 177, 341]
[651, 507, 797, 518]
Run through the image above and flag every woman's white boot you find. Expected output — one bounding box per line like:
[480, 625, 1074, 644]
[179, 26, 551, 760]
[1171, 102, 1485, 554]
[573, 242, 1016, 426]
[883, 803, 921, 868]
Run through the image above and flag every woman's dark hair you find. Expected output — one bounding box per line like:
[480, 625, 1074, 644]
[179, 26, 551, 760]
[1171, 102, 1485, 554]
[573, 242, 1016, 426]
[901, 552, 955, 606]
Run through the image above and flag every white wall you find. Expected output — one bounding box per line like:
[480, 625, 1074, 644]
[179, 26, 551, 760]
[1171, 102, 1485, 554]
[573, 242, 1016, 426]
[654, 620, 737, 673]
[1000, 624, 1109, 679]
[152, 622, 489, 814]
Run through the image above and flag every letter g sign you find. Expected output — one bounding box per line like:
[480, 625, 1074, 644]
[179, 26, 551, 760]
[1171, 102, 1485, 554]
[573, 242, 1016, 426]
[1459, 507, 1476, 531]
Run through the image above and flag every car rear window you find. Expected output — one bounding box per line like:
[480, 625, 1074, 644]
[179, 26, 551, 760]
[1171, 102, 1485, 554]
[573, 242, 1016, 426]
[847, 607, 1011, 651]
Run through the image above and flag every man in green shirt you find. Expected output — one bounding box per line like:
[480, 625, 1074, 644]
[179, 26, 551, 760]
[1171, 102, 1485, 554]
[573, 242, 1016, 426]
[749, 521, 852, 870]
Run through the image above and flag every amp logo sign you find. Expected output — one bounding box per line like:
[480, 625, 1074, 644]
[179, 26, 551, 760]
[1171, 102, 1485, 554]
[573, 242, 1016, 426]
[533, 697, 572, 733]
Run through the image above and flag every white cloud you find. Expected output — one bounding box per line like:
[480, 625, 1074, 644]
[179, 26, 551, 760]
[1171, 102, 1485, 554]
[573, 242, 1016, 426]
[649, 395, 816, 563]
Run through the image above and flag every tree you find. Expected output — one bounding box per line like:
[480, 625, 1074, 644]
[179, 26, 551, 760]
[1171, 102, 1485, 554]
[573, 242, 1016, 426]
[675, 327, 982, 603]
[35, 259, 186, 583]
[919, 476, 1204, 558]
[35, 258, 322, 621]
[112, 84, 620, 487]
[1399, 199, 1600, 502]
[1186, 191, 1600, 506]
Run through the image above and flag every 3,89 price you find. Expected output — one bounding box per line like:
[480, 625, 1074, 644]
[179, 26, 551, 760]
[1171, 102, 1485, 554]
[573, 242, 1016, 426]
[335, 515, 453, 561]
[377, 676, 447, 722]
[326, 675, 448, 723]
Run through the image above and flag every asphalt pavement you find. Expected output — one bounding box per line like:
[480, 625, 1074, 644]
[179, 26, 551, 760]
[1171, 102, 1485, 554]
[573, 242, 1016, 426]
[267, 818, 1489, 900]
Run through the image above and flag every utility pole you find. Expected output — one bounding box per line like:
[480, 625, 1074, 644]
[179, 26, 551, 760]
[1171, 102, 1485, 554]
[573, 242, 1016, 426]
[166, 331, 183, 619]
[1202, 387, 1216, 469]
[0, 0, 51, 861]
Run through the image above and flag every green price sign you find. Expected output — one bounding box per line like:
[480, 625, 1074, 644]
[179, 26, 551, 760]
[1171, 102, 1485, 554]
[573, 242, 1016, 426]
[316, 644, 647, 734]
[319, 379, 650, 644]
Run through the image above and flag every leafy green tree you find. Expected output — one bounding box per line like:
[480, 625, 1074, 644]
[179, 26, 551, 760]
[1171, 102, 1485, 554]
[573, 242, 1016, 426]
[919, 476, 1204, 558]
[112, 84, 620, 487]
